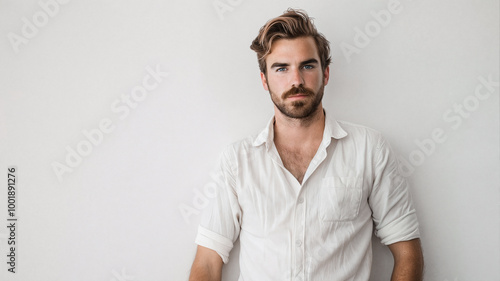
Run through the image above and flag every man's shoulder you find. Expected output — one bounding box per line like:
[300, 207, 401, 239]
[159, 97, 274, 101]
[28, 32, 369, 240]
[219, 134, 261, 160]
[336, 120, 384, 139]
[224, 120, 386, 147]
[227, 135, 258, 150]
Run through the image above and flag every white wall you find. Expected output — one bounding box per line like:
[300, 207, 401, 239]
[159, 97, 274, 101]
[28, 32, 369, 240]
[0, 0, 498, 280]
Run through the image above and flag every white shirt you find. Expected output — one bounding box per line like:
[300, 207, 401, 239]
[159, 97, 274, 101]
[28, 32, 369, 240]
[195, 115, 420, 281]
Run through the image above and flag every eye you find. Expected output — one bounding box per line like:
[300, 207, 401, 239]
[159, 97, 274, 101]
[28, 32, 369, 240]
[303, 65, 314, 70]
[276, 67, 286, 72]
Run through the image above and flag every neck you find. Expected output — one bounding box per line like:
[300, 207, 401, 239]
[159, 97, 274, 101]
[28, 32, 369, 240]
[273, 106, 325, 149]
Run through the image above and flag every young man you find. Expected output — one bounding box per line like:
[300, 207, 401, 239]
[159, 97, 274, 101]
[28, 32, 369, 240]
[189, 9, 423, 281]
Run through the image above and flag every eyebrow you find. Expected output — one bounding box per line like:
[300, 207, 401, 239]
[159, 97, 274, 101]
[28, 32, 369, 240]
[270, 58, 319, 69]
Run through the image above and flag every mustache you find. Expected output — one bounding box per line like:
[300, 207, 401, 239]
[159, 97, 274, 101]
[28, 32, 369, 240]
[282, 85, 315, 99]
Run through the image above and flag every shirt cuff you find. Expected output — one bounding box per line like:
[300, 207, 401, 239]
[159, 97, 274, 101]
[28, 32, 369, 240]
[375, 210, 420, 245]
[195, 225, 234, 264]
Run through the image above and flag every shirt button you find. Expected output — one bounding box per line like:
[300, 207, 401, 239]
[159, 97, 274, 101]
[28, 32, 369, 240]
[296, 240, 302, 247]
[298, 197, 304, 204]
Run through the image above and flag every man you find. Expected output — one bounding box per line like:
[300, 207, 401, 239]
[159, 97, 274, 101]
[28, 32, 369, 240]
[189, 9, 423, 281]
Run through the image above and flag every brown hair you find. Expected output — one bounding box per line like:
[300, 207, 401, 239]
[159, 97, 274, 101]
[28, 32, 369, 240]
[250, 8, 331, 74]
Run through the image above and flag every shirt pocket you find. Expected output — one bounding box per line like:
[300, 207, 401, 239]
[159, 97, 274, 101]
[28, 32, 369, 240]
[320, 176, 363, 222]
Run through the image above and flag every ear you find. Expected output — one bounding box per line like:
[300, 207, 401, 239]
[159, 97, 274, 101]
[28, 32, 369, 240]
[260, 72, 269, 91]
[323, 66, 330, 86]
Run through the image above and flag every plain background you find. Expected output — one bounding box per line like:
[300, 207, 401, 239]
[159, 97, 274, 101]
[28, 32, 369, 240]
[0, 0, 498, 280]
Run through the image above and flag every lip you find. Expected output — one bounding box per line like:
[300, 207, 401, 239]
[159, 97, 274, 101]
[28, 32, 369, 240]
[287, 94, 309, 100]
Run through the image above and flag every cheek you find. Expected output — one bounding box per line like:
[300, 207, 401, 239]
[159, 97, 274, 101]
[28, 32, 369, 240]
[305, 73, 322, 87]
[266, 77, 285, 93]
[316, 71, 327, 86]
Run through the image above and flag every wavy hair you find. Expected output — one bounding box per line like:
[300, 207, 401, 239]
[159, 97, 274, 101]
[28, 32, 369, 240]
[250, 8, 331, 74]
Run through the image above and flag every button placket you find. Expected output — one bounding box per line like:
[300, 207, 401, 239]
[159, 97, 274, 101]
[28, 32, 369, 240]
[293, 191, 306, 280]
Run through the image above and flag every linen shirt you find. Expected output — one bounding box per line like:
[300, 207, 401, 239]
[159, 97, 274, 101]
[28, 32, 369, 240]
[195, 115, 420, 281]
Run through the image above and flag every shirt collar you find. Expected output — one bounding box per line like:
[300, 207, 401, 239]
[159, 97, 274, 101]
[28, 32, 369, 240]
[252, 111, 348, 150]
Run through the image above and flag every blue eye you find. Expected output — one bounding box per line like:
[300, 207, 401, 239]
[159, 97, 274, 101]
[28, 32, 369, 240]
[303, 65, 314, 70]
[276, 67, 286, 72]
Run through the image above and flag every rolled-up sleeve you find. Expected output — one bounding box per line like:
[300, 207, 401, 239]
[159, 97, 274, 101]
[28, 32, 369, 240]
[370, 135, 420, 245]
[195, 146, 241, 263]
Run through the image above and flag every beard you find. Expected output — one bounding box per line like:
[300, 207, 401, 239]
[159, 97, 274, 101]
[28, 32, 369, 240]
[269, 83, 324, 119]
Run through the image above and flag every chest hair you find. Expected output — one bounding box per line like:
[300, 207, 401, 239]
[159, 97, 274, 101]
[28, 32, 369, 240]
[276, 146, 317, 184]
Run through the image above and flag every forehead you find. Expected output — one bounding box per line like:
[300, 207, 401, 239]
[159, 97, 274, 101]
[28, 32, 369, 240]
[266, 37, 320, 64]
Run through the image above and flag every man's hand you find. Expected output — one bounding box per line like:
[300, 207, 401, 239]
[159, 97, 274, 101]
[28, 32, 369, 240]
[388, 238, 424, 281]
[189, 245, 223, 281]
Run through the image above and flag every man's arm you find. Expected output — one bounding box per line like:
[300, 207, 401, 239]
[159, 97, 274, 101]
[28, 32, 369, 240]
[388, 238, 424, 281]
[189, 245, 223, 281]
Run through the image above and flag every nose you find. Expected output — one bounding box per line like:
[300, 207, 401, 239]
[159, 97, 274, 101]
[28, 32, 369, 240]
[290, 68, 304, 88]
